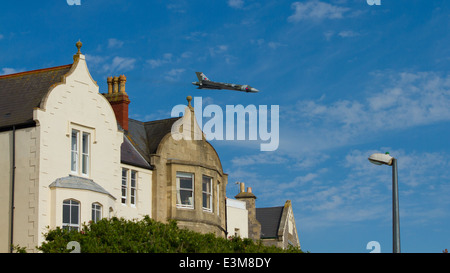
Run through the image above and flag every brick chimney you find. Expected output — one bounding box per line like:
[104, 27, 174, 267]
[103, 75, 130, 131]
[235, 182, 261, 241]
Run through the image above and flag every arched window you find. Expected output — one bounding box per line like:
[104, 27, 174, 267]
[62, 199, 80, 231]
[91, 203, 102, 223]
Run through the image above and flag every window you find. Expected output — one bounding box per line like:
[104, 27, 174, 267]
[71, 130, 79, 173]
[202, 176, 212, 212]
[176, 172, 194, 208]
[62, 199, 80, 231]
[130, 170, 137, 206]
[92, 203, 102, 223]
[121, 168, 138, 206]
[121, 168, 128, 204]
[71, 129, 90, 176]
[81, 132, 90, 175]
[216, 184, 220, 215]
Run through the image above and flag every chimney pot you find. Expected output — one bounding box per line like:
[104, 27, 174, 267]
[247, 187, 252, 193]
[240, 182, 245, 193]
[119, 75, 127, 94]
[113, 76, 119, 93]
[107, 77, 113, 94]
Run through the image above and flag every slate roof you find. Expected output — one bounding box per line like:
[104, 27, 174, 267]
[0, 64, 72, 130]
[121, 135, 153, 170]
[49, 175, 115, 199]
[256, 206, 284, 239]
[126, 117, 181, 163]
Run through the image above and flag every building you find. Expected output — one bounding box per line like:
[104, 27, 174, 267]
[0, 41, 298, 252]
[228, 183, 301, 249]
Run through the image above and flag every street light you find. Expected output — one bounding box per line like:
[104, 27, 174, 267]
[368, 152, 401, 253]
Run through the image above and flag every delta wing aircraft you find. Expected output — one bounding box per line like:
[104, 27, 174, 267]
[192, 72, 259, 93]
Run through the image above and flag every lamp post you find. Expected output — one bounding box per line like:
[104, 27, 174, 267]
[368, 152, 401, 253]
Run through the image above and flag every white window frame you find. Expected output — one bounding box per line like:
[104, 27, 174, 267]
[62, 199, 80, 231]
[202, 175, 213, 212]
[92, 203, 102, 223]
[121, 168, 128, 205]
[71, 129, 91, 176]
[81, 132, 90, 176]
[71, 130, 79, 173]
[130, 170, 137, 206]
[176, 172, 194, 209]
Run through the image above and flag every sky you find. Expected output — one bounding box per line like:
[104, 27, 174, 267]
[1, 0, 449, 253]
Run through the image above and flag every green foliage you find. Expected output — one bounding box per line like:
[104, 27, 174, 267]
[38, 216, 303, 253]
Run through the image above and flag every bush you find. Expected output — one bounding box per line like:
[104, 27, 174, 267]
[38, 216, 303, 253]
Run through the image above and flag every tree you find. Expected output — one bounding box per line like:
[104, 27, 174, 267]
[38, 216, 303, 253]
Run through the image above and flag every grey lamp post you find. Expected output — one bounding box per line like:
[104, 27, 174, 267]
[368, 152, 401, 253]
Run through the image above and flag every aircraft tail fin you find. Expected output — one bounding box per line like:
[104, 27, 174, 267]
[195, 72, 210, 82]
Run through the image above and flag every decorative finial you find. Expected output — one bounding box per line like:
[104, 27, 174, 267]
[187, 96, 192, 108]
[76, 40, 82, 54]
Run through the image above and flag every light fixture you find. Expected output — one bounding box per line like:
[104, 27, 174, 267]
[368, 152, 394, 166]
[368, 151, 401, 253]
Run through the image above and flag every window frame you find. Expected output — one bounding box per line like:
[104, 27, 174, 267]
[130, 170, 137, 206]
[91, 202, 102, 223]
[81, 132, 90, 176]
[71, 130, 79, 173]
[121, 168, 128, 205]
[62, 199, 80, 231]
[176, 172, 194, 209]
[70, 128, 91, 176]
[202, 175, 213, 212]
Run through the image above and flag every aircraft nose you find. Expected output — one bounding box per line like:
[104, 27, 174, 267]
[250, 88, 259, 92]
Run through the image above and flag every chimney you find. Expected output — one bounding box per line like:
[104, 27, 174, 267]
[103, 75, 130, 131]
[234, 182, 261, 241]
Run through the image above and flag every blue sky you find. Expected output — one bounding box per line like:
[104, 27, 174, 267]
[1, 0, 450, 253]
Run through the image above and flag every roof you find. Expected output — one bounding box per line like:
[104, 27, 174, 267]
[256, 206, 284, 239]
[49, 175, 116, 200]
[126, 117, 181, 163]
[0, 64, 72, 130]
[121, 135, 153, 169]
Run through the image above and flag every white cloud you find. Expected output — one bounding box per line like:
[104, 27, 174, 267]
[0, 67, 25, 75]
[0, 34, 4, 40]
[338, 30, 359, 38]
[146, 53, 193, 69]
[107, 38, 124, 49]
[164, 68, 185, 81]
[102, 56, 136, 73]
[228, 0, 244, 9]
[85, 54, 106, 65]
[288, 0, 350, 22]
[209, 45, 228, 57]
